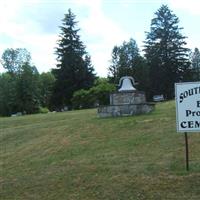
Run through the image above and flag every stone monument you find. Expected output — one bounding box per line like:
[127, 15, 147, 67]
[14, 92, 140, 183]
[98, 76, 154, 117]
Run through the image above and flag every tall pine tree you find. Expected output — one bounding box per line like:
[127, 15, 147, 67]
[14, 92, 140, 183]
[144, 5, 191, 99]
[51, 9, 95, 110]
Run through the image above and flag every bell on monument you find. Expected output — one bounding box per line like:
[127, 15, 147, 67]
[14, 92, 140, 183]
[118, 76, 136, 92]
[98, 75, 155, 117]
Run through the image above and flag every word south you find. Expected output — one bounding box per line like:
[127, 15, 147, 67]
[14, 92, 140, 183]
[179, 86, 200, 103]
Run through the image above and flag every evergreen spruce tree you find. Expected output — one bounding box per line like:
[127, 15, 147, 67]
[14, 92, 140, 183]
[144, 5, 190, 99]
[51, 9, 95, 109]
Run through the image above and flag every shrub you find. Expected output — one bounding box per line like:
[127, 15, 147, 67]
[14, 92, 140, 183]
[72, 78, 116, 109]
[39, 107, 49, 114]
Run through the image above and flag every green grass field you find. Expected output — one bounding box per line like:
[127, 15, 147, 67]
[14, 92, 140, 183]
[1, 101, 200, 200]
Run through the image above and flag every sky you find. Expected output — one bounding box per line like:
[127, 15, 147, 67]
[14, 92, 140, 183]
[0, 0, 200, 77]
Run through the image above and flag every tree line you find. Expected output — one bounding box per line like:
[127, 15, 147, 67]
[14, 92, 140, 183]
[0, 5, 200, 116]
[0, 49, 55, 116]
[108, 5, 200, 99]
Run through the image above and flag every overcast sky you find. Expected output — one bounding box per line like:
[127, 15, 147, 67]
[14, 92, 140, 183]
[0, 0, 200, 77]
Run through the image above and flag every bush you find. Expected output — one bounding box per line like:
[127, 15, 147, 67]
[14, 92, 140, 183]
[72, 78, 116, 109]
[72, 89, 95, 109]
[39, 107, 49, 114]
[90, 79, 116, 105]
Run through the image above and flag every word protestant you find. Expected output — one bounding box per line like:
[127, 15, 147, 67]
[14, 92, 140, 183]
[180, 100, 200, 129]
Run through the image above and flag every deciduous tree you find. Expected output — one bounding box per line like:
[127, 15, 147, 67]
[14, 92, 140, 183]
[191, 48, 200, 80]
[16, 63, 40, 114]
[108, 38, 140, 83]
[39, 72, 55, 108]
[108, 38, 149, 94]
[1, 48, 31, 74]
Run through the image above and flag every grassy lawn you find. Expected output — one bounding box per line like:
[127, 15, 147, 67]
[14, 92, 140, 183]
[0, 101, 200, 200]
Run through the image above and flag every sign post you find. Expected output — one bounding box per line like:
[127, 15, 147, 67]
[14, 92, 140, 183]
[175, 82, 200, 171]
[184, 132, 189, 171]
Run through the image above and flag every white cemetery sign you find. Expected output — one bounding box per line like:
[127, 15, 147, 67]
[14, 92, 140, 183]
[175, 82, 200, 132]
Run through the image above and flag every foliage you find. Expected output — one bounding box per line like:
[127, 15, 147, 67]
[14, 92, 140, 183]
[16, 63, 40, 114]
[108, 39, 150, 97]
[132, 57, 151, 99]
[190, 48, 200, 80]
[0, 62, 41, 116]
[0, 48, 55, 116]
[72, 78, 116, 109]
[90, 78, 116, 105]
[38, 106, 50, 114]
[51, 9, 96, 110]
[1, 48, 31, 74]
[0, 73, 17, 116]
[144, 5, 191, 99]
[108, 38, 142, 83]
[72, 89, 94, 109]
[39, 72, 55, 108]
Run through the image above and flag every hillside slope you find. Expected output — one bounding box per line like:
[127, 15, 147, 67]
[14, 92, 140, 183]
[0, 101, 200, 200]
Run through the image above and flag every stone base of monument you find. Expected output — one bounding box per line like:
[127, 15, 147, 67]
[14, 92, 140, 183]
[98, 103, 155, 117]
[98, 91, 155, 118]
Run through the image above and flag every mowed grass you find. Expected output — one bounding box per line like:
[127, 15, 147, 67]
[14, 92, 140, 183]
[0, 101, 200, 200]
